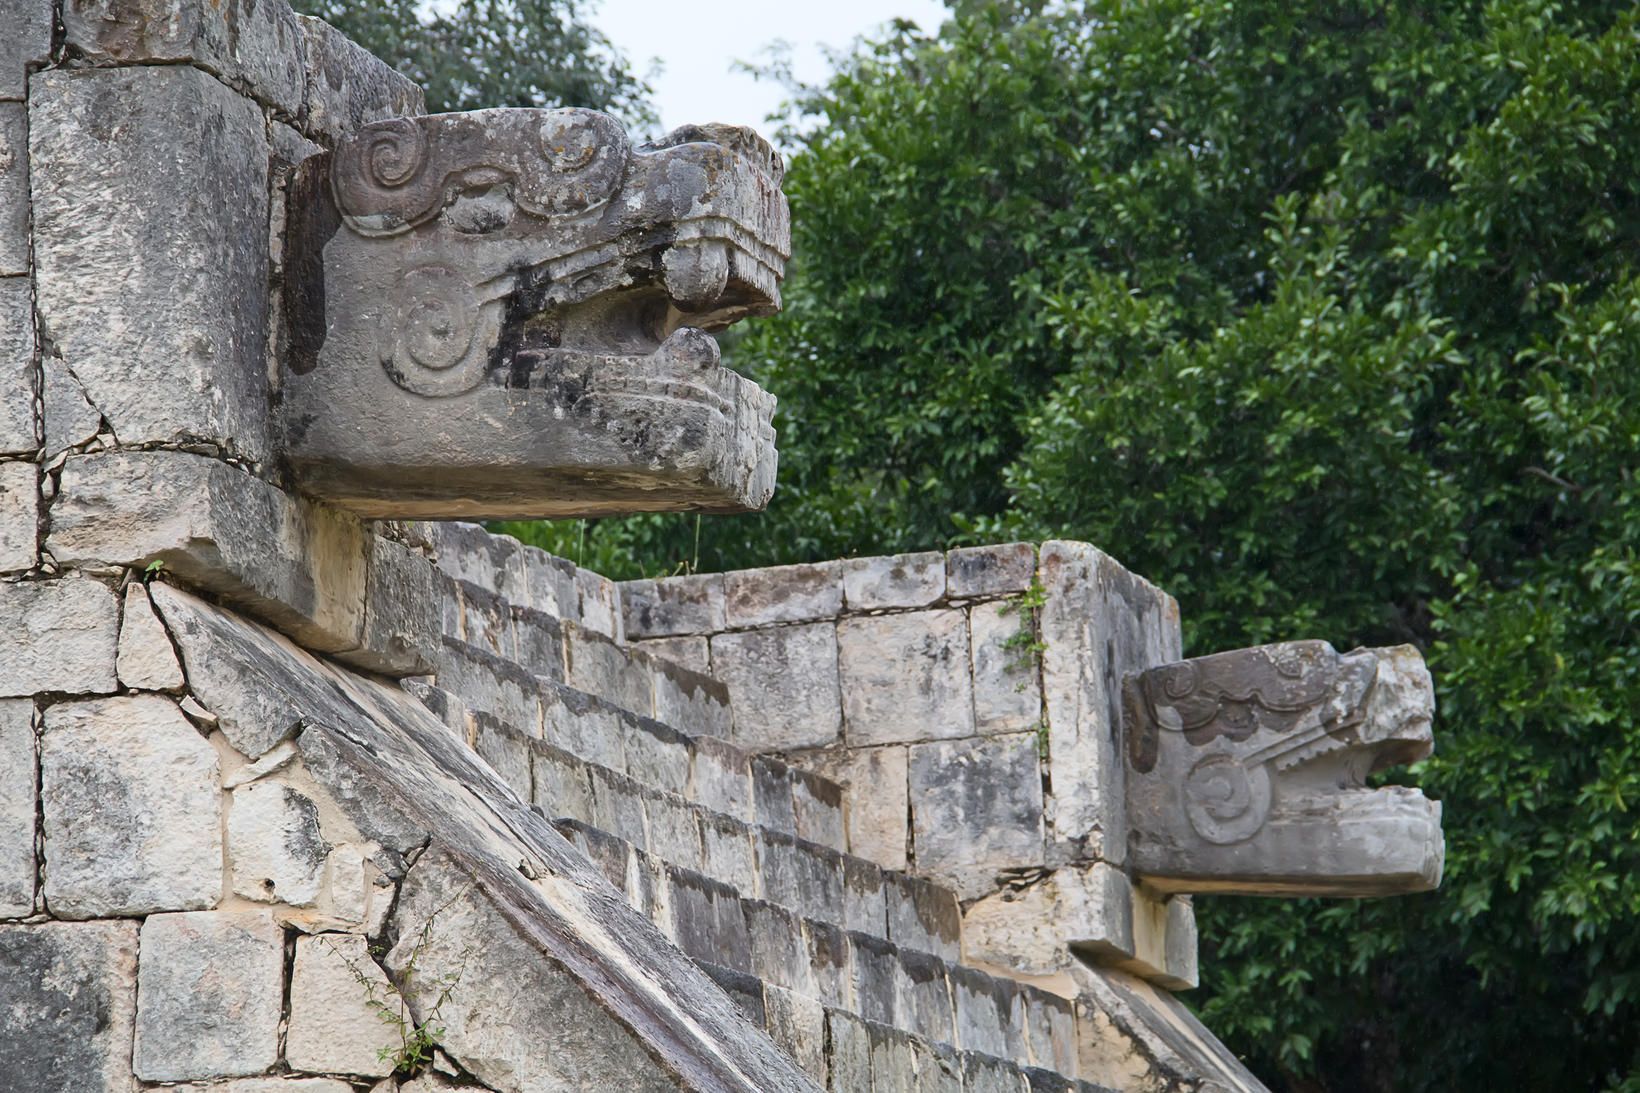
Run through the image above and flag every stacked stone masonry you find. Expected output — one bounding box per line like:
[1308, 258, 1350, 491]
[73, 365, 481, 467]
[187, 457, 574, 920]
[0, 0, 1442, 1088]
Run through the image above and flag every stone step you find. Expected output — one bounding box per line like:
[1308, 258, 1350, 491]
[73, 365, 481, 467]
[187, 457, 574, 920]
[552, 815, 1106, 1091]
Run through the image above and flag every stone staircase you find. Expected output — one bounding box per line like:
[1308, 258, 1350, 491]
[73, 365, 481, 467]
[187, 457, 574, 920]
[412, 537, 1117, 1092]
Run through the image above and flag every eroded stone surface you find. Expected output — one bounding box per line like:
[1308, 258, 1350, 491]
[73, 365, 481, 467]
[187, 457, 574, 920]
[841, 551, 945, 610]
[41, 355, 102, 459]
[0, 103, 28, 275]
[0, 700, 36, 917]
[0, 277, 38, 455]
[791, 744, 909, 871]
[0, 920, 138, 1093]
[134, 911, 284, 1081]
[297, 14, 426, 142]
[117, 583, 184, 690]
[286, 933, 398, 1077]
[0, 578, 118, 697]
[970, 599, 1042, 735]
[713, 622, 842, 750]
[0, 0, 52, 101]
[908, 733, 1043, 900]
[230, 781, 331, 905]
[0, 458, 36, 572]
[838, 609, 973, 746]
[41, 695, 221, 917]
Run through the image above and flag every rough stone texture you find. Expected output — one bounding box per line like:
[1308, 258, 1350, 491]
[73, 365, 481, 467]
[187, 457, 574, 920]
[0, 0, 52, 101]
[30, 66, 271, 461]
[286, 933, 398, 1077]
[0, 578, 119, 696]
[622, 573, 726, 637]
[0, 277, 38, 455]
[42, 355, 102, 459]
[0, 458, 35, 572]
[0, 920, 138, 1093]
[230, 781, 331, 905]
[838, 609, 974, 745]
[1038, 541, 1180, 865]
[0, 103, 28, 275]
[566, 623, 652, 714]
[1127, 640, 1444, 897]
[970, 599, 1042, 735]
[134, 911, 284, 1081]
[946, 543, 1036, 599]
[1123, 889, 1197, 991]
[961, 864, 1134, 979]
[117, 583, 184, 690]
[0, 700, 35, 917]
[794, 744, 909, 871]
[713, 622, 842, 750]
[654, 656, 733, 739]
[171, 1081, 354, 1093]
[842, 551, 945, 610]
[41, 695, 221, 917]
[639, 633, 713, 675]
[908, 734, 1044, 900]
[63, 0, 307, 116]
[724, 562, 842, 627]
[50, 451, 386, 662]
[297, 13, 426, 143]
[765, 984, 827, 1081]
[345, 533, 440, 676]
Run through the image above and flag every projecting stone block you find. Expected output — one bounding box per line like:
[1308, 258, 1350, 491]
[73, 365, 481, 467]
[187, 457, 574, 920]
[884, 872, 961, 963]
[117, 584, 184, 691]
[566, 623, 652, 715]
[838, 609, 974, 745]
[0, 578, 118, 697]
[653, 656, 732, 738]
[31, 66, 271, 460]
[0, 458, 36, 572]
[41, 695, 221, 917]
[1123, 889, 1197, 991]
[690, 735, 754, 822]
[0, 277, 37, 455]
[0, 0, 51, 101]
[947, 543, 1036, 598]
[0, 103, 28, 275]
[841, 551, 946, 610]
[63, 0, 307, 116]
[286, 933, 398, 1078]
[296, 14, 426, 143]
[622, 573, 727, 637]
[1022, 988, 1078, 1077]
[713, 622, 842, 750]
[229, 781, 331, 905]
[0, 920, 138, 1093]
[908, 734, 1044, 900]
[344, 534, 440, 676]
[134, 911, 284, 1081]
[723, 562, 842, 627]
[792, 768, 847, 851]
[793, 744, 909, 870]
[541, 680, 624, 770]
[50, 451, 370, 660]
[951, 965, 1026, 1063]
[0, 700, 35, 918]
[970, 600, 1042, 734]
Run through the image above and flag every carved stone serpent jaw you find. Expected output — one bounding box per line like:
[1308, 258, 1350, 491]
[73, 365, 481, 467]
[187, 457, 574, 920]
[278, 108, 787, 519]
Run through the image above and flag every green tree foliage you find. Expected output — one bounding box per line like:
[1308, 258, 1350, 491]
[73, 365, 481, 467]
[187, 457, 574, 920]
[291, 0, 653, 122]
[539, 2, 1640, 1089]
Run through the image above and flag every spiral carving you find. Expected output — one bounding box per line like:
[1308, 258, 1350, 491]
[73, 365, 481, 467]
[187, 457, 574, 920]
[1184, 755, 1271, 844]
[379, 265, 489, 397]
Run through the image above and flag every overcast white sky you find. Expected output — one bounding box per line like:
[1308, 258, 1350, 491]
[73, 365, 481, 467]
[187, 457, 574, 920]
[592, 0, 950, 139]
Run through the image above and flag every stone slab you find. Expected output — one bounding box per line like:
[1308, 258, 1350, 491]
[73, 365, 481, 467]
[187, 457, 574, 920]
[0, 458, 36, 572]
[230, 780, 331, 905]
[946, 543, 1036, 598]
[0, 578, 118, 697]
[64, 0, 307, 116]
[908, 733, 1044, 900]
[134, 911, 284, 1081]
[297, 14, 426, 143]
[791, 744, 909, 871]
[42, 354, 100, 459]
[713, 622, 842, 750]
[0, 102, 28, 275]
[117, 583, 184, 690]
[0, 699, 35, 917]
[287, 933, 398, 1077]
[838, 609, 974, 745]
[622, 573, 726, 637]
[970, 599, 1042, 735]
[0, 0, 52, 101]
[841, 551, 946, 610]
[723, 562, 843, 627]
[31, 65, 271, 461]
[0, 276, 38, 455]
[41, 695, 222, 917]
[342, 533, 440, 676]
[0, 920, 138, 1093]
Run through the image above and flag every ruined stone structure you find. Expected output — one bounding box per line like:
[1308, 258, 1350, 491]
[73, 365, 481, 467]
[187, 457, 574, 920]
[0, 3, 1443, 1091]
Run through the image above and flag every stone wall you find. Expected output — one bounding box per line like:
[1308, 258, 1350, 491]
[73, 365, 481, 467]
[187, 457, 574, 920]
[621, 544, 1199, 989]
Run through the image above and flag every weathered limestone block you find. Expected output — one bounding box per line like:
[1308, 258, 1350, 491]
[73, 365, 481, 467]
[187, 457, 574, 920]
[0, 103, 28, 275]
[792, 744, 909, 870]
[0, 700, 35, 918]
[0, 276, 39, 455]
[565, 623, 652, 714]
[885, 873, 962, 963]
[0, 458, 36, 572]
[1039, 541, 1181, 865]
[1123, 890, 1197, 991]
[286, 933, 398, 1077]
[576, 566, 623, 640]
[42, 355, 102, 459]
[841, 551, 945, 610]
[1022, 989, 1079, 1077]
[724, 562, 842, 627]
[638, 633, 713, 675]
[691, 734, 754, 822]
[653, 656, 733, 739]
[960, 864, 1132, 978]
[765, 984, 827, 1081]
[281, 109, 784, 518]
[30, 66, 271, 460]
[171, 1081, 355, 1093]
[826, 1009, 873, 1090]
[0, 920, 138, 1093]
[63, 0, 307, 116]
[0, 0, 52, 101]
[230, 781, 331, 904]
[41, 695, 221, 917]
[622, 572, 726, 637]
[50, 451, 370, 660]
[970, 599, 1042, 735]
[0, 578, 119, 696]
[909, 734, 1044, 900]
[134, 911, 284, 1081]
[946, 542, 1036, 599]
[752, 753, 798, 834]
[344, 533, 440, 676]
[1073, 965, 1266, 1093]
[1125, 640, 1444, 896]
[838, 609, 974, 745]
[297, 13, 426, 143]
[713, 622, 842, 750]
[117, 583, 184, 690]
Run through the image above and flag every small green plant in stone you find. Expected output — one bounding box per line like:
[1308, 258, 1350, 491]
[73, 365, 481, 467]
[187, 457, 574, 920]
[999, 577, 1048, 679]
[327, 915, 467, 1077]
